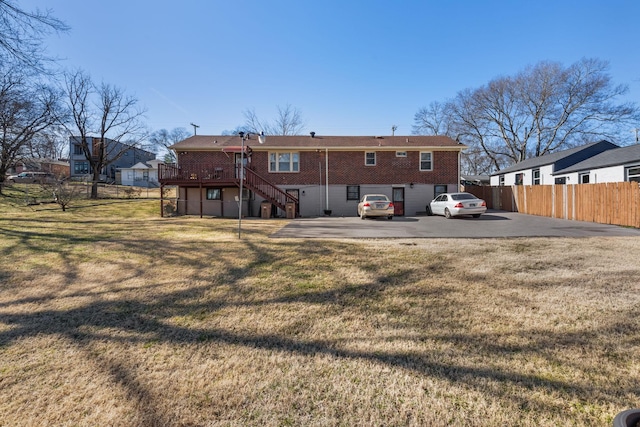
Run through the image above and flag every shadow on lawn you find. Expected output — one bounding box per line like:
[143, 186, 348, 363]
[0, 229, 637, 425]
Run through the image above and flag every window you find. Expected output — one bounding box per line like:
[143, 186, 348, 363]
[579, 173, 590, 184]
[73, 144, 83, 155]
[347, 185, 360, 201]
[269, 152, 299, 172]
[74, 161, 89, 174]
[555, 177, 567, 185]
[515, 173, 524, 185]
[396, 151, 407, 157]
[533, 169, 541, 185]
[434, 185, 447, 198]
[420, 152, 432, 171]
[499, 175, 505, 186]
[365, 152, 376, 166]
[626, 166, 640, 183]
[206, 188, 221, 200]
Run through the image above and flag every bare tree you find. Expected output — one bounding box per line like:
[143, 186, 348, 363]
[242, 104, 305, 135]
[25, 126, 67, 159]
[411, 101, 454, 136]
[0, 0, 69, 71]
[45, 180, 80, 211]
[0, 65, 61, 193]
[446, 58, 640, 170]
[62, 70, 147, 198]
[149, 127, 189, 163]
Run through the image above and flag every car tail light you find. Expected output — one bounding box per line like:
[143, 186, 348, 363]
[363, 202, 370, 207]
[454, 202, 464, 208]
[389, 202, 394, 207]
[481, 200, 486, 206]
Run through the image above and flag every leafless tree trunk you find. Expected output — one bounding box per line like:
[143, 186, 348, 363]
[0, 65, 61, 194]
[62, 70, 147, 198]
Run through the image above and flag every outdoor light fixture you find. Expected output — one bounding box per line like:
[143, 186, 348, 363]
[238, 131, 265, 239]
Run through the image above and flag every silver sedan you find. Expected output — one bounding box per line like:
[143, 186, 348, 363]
[357, 194, 394, 220]
[427, 192, 486, 218]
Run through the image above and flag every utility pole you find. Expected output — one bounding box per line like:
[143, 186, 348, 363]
[190, 122, 200, 135]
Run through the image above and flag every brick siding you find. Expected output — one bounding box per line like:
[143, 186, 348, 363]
[178, 150, 459, 185]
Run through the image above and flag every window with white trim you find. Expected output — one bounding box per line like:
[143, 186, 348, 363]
[396, 151, 407, 157]
[420, 152, 432, 171]
[365, 152, 376, 166]
[626, 165, 640, 183]
[533, 169, 541, 185]
[269, 152, 299, 172]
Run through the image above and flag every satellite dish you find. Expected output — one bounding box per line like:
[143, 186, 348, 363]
[258, 131, 266, 144]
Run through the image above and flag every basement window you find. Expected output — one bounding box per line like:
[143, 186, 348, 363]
[206, 188, 221, 200]
[347, 185, 360, 201]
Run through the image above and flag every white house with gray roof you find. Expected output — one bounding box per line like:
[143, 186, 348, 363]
[489, 140, 619, 186]
[552, 144, 640, 184]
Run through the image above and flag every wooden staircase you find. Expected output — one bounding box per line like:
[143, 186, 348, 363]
[242, 167, 298, 212]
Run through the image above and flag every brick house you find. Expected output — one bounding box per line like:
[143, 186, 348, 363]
[159, 133, 465, 218]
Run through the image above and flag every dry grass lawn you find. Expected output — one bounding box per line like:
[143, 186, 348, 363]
[1, 189, 639, 426]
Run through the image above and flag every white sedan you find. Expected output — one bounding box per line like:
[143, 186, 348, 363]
[427, 192, 486, 219]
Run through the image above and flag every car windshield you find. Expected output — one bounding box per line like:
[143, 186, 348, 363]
[451, 193, 476, 201]
[366, 196, 388, 201]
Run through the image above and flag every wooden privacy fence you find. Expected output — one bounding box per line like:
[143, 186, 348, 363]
[463, 185, 516, 211]
[512, 182, 640, 228]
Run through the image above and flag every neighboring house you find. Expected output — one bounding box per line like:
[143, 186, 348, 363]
[159, 134, 466, 218]
[8, 158, 70, 178]
[69, 136, 156, 182]
[489, 140, 619, 186]
[552, 143, 640, 184]
[118, 159, 163, 187]
[461, 175, 490, 186]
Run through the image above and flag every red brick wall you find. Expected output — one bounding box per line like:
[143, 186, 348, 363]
[177, 150, 459, 185]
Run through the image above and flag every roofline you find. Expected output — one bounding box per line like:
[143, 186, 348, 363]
[172, 145, 467, 152]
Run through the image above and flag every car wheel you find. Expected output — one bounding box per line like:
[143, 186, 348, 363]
[472, 214, 481, 218]
[387, 215, 393, 220]
[426, 205, 433, 216]
[444, 208, 452, 219]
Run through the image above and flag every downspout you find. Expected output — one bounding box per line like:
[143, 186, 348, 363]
[325, 148, 329, 211]
[458, 150, 462, 191]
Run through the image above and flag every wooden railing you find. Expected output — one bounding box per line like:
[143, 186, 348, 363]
[159, 163, 235, 182]
[159, 163, 298, 212]
[243, 167, 298, 211]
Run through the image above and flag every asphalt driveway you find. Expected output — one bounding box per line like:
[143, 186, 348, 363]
[271, 210, 640, 238]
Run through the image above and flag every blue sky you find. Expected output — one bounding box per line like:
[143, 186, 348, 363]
[20, 0, 640, 138]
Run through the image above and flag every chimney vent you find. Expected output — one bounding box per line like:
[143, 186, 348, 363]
[310, 132, 316, 138]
